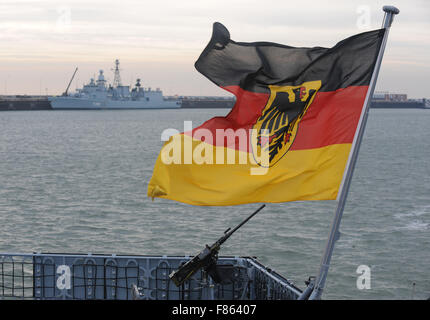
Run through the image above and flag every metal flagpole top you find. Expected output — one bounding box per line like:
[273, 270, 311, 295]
[382, 5, 400, 28]
[383, 5, 400, 14]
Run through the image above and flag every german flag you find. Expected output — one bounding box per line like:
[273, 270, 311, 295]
[148, 22, 385, 206]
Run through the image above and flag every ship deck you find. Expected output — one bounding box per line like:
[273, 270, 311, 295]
[0, 252, 301, 300]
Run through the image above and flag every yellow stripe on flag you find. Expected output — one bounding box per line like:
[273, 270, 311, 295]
[147, 134, 351, 206]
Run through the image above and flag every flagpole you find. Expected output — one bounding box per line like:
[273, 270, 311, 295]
[308, 5, 399, 300]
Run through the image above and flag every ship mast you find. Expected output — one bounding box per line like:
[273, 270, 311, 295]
[112, 59, 122, 87]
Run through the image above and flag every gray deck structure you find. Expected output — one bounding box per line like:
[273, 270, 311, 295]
[0, 253, 301, 300]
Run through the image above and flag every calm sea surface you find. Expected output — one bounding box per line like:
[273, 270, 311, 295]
[0, 109, 429, 300]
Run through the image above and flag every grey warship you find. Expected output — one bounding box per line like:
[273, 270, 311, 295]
[49, 59, 181, 110]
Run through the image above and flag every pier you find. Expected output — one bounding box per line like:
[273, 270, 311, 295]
[0, 95, 428, 111]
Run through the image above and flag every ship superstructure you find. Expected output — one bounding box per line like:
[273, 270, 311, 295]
[49, 60, 181, 109]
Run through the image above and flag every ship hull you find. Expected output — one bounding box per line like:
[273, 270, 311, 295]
[49, 97, 181, 109]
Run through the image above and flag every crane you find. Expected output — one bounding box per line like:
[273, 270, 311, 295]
[62, 67, 78, 96]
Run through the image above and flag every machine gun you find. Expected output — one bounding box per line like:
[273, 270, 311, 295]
[169, 204, 265, 287]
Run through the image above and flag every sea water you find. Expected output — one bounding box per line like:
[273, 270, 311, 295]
[0, 108, 429, 299]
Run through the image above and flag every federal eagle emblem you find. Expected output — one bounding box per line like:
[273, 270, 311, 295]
[251, 81, 321, 167]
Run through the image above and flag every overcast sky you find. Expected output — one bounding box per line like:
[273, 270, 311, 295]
[0, 0, 429, 98]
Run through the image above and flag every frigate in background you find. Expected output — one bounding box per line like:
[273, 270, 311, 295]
[49, 59, 181, 109]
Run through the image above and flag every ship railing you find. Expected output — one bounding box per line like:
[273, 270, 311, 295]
[0, 252, 301, 300]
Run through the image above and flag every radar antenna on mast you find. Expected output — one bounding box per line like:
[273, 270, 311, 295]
[112, 59, 122, 87]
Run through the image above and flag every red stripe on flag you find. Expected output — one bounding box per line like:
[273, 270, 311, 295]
[184, 85, 368, 152]
[185, 86, 269, 152]
[290, 86, 368, 150]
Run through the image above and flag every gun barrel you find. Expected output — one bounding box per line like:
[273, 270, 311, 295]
[169, 204, 266, 287]
[217, 204, 265, 246]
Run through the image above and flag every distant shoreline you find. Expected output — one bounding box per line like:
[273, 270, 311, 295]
[0, 95, 428, 110]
